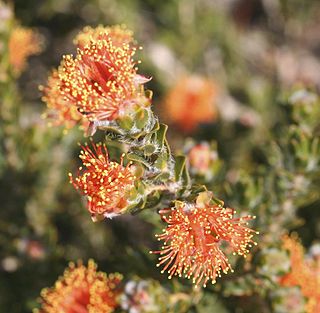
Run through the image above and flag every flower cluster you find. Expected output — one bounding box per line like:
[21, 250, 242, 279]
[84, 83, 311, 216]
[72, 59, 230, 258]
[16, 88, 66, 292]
[34, 260, 122, 313]
[41, 25, 150, 131]
[69, 141, 136, 220]
[41, 25, 257, 288]
[281, 235, 320, 313]
[9, 26, 42, 75]
[151, 192, 257, 287]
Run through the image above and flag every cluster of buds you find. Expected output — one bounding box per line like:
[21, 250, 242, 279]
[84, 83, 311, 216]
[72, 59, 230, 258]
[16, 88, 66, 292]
[41, 25, 257, 287]
[185, 140, 221, 181]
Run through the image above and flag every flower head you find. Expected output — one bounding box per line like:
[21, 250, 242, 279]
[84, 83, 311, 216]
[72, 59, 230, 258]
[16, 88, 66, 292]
[41, 25, 148, 131]
[41, 70, 89, 130]
[34, 260, 122, 313]
[151, 192, 257, 287]
[9, 26, 42, 75]
[54, 26, 149, 123]
[74, 24, 134, 49]
[163, 76, 218, 133]
[69, 141, 136, 220]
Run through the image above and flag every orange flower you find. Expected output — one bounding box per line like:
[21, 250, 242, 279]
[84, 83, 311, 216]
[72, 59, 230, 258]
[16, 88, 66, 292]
[9, 26, 42, 75]
[41, 26, 148, 131]
[151, 192, 257, 287]
[280, 235, 306, 287]
[163, 76, 218, 133]
[69, 142, 136, 220]
[56, 28, 149, 123]
[281, 235, 320, 313]
[41, 70, 89, 130]
[34, 260, 122, 313]
[74, 24, 134, 49]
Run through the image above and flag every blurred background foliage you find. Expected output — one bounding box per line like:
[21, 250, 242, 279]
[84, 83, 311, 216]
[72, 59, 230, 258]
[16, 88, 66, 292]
[0, 0, 320, 312]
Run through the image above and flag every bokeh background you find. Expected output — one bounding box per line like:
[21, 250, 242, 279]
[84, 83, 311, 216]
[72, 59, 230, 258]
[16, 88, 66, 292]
[1, 0, 320, 312]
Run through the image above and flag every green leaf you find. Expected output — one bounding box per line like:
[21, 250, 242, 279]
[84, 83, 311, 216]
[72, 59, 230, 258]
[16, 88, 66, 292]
[153, 152, 169, 170]
[127, 153, 150, 167]
[150, 119, 160, 133]
[99, 125, 125, 135]
[153, 171, 171, 181]
[181, 163, 191, 187]
[174, 155, 187, 182]
[155, 123, 168, 148]
[135, 108, 149, 130]
[117, 115, 134, 130]
[143, 144, 157, 156]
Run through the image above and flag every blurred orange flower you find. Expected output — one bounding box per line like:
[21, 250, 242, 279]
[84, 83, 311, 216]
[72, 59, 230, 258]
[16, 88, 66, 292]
[9, 26, 42, 75]
[151, 192, 256, 287]
[281, 235, 320, 313]
[163, 76, 218, 133]
[35, 260, 122, 313]
[69, 142, 136, 220]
